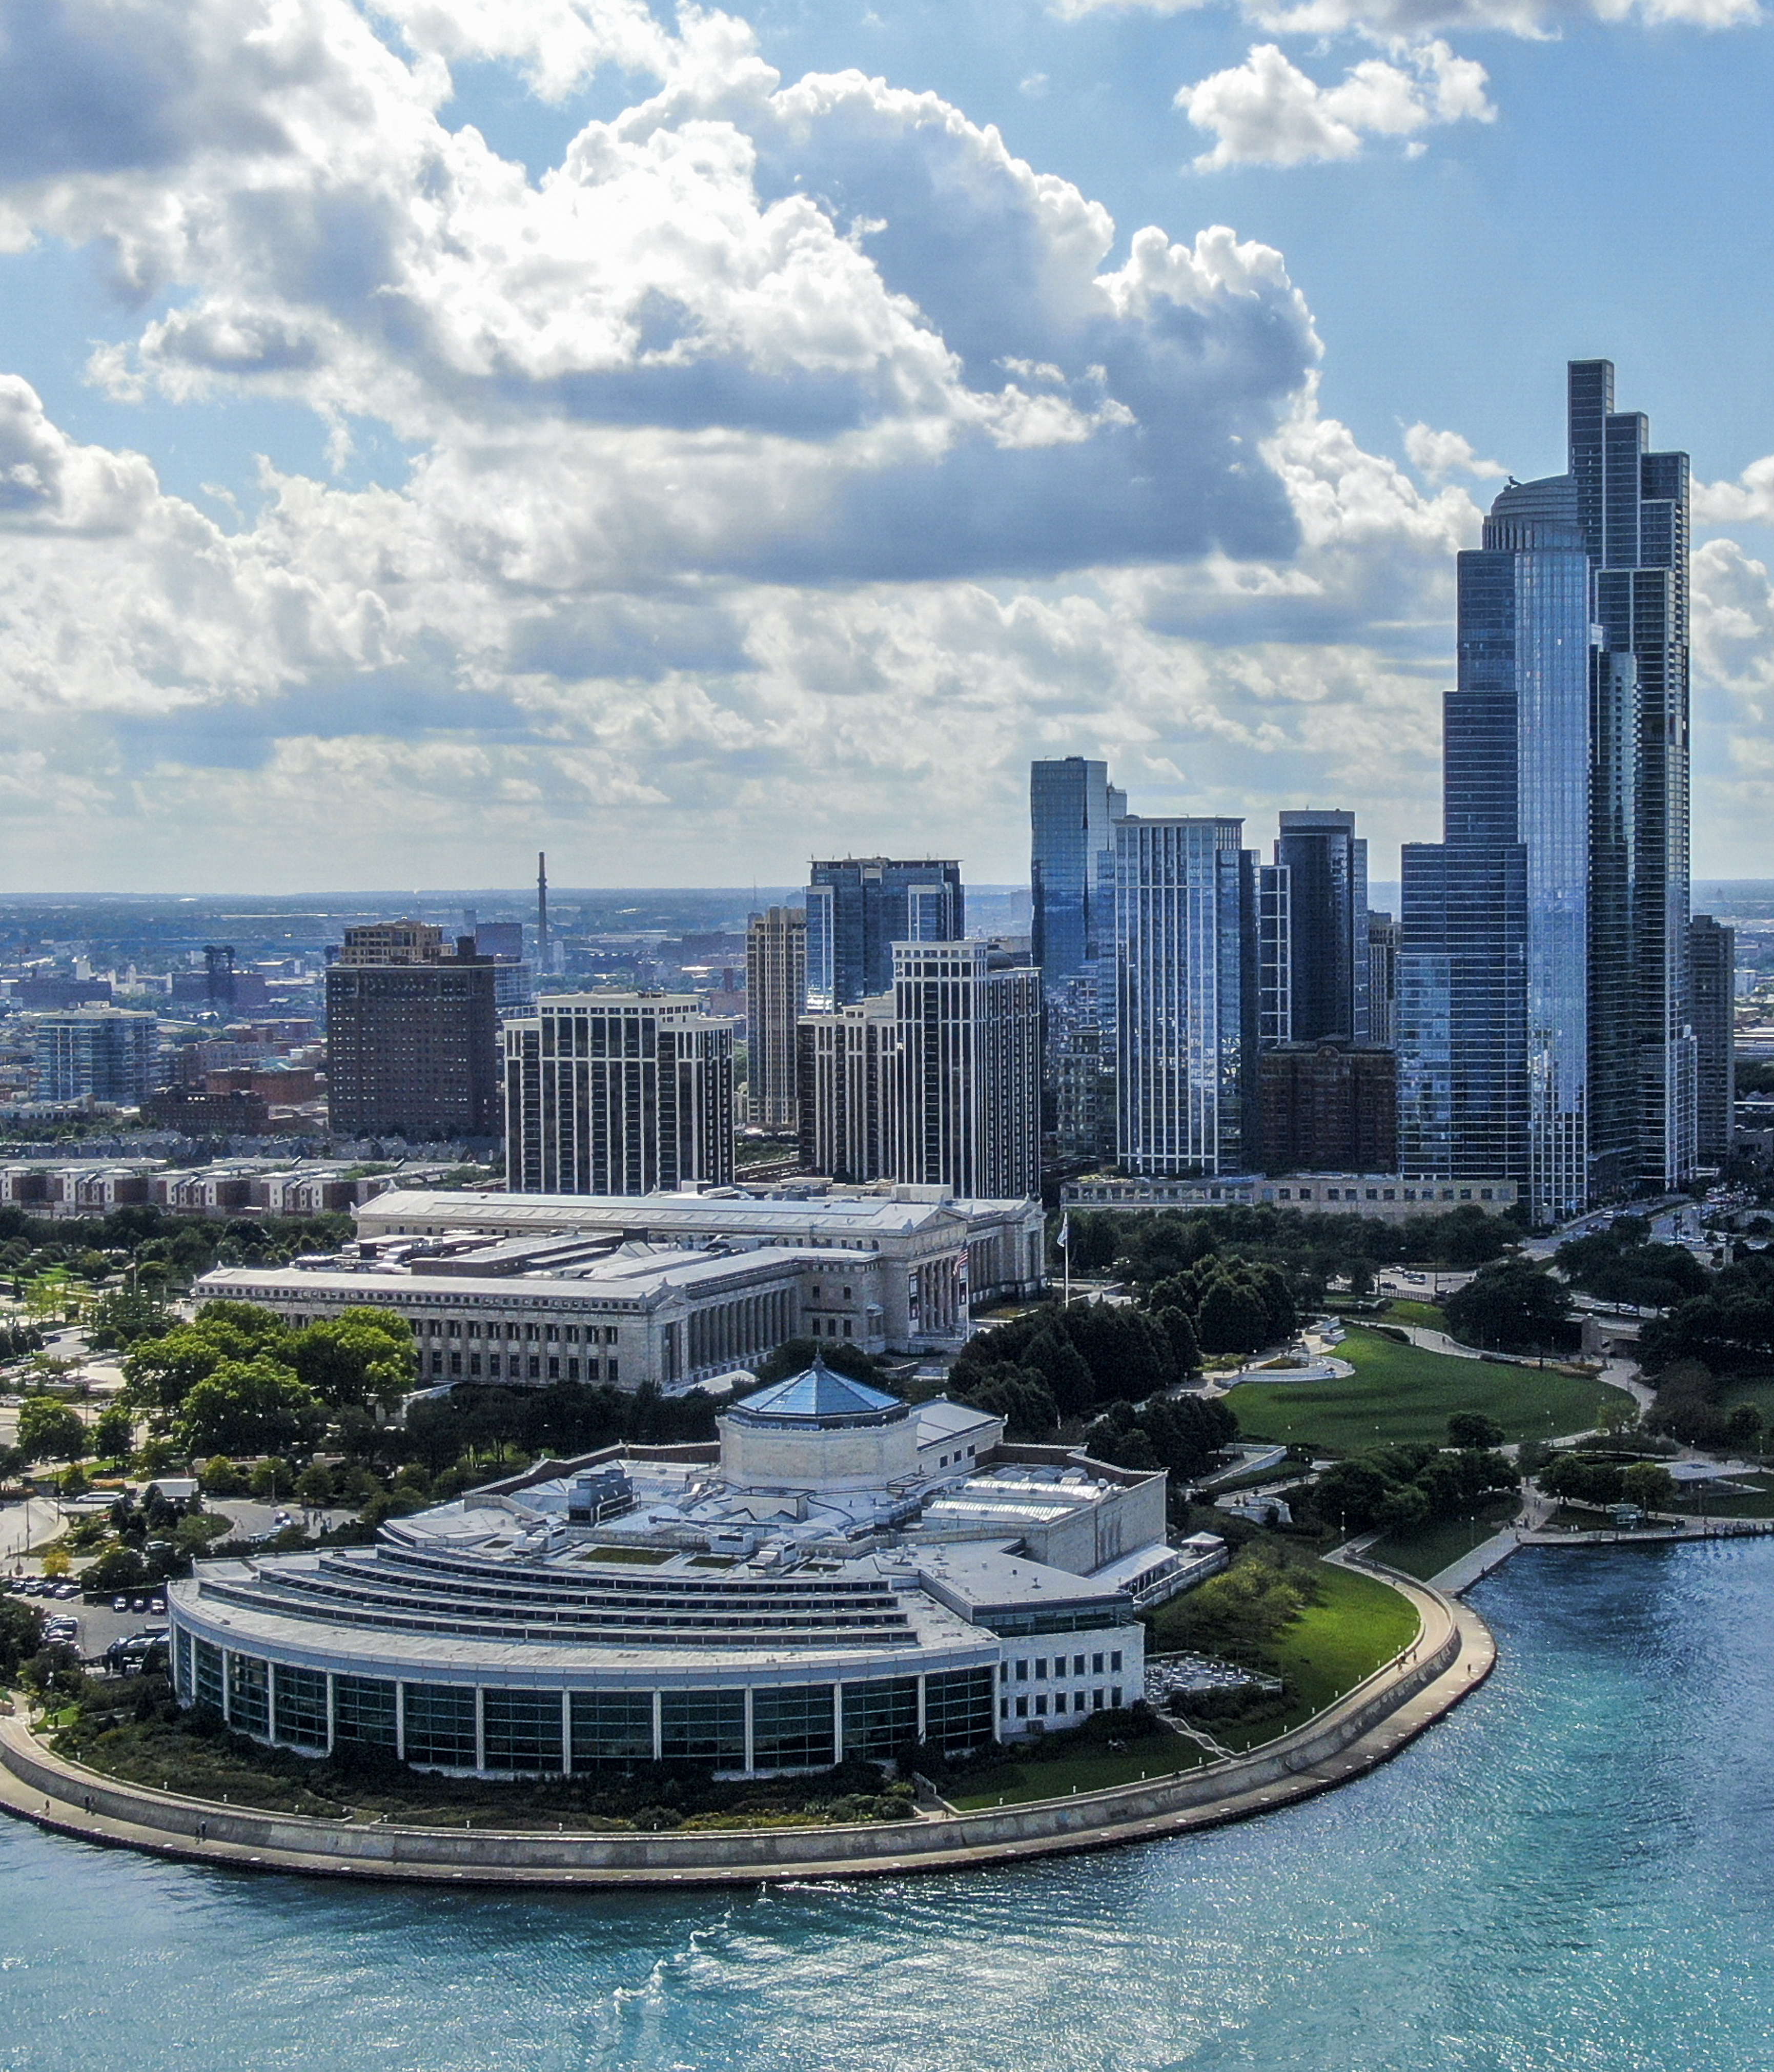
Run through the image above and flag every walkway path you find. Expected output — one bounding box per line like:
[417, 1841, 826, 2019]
[0, 1580, 1496, 1890]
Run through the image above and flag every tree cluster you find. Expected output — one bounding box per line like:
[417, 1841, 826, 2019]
[401, 1379, 720, 1473]
[1148, 1546, 1319, 1667]
[1556, 1218, 1711, 1312]
[1313, 1423, 1517, 1534]
[1640, 1252, 1774, 1380]
[1537, 1452, 1677, 1512]
[1083, 1392, 1240, 1479]
[122, 1299, 415, 1459]
[1638, 1358, 1765, 1452]
[1139, 1256, 1297, 1358]
[945, 1300, 1201, 1442]
[1443, 1261, 1576, 1354]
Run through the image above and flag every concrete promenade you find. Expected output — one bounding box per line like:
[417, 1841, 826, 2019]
[0, 1573, 1495, 1890]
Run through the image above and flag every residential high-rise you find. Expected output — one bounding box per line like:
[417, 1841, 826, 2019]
[1258, 861, 1292, 1048]
[797, 993, 898, 1184]
[1367, 912, 1399, 1050]
[503, 994, 736, 1195]
[891, 941, 1041, 1201]
[1257, 1044, 1398, 1176]
[1112, 816, 1257, 1176]
[31, 1008, 157, 1106]
[1398, 360, 1693, 1221]
[797, 945, 1041, 1199]
[746, 907, 807, 1130]
[537, 852, 550, 978]
[325, 929, 500, 1142]
[1688, 915, 1736, 1162]
[1274, 810, 1369, 1044]
[805, 858, 964, 1012]
[1570, 360, 1695, 1189]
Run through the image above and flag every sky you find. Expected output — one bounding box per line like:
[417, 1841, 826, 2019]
[0, 0, 1771, 895]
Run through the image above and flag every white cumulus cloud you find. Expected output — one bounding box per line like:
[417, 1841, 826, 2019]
[1176, 40, 1493, 168]
[1404, 421, 1508, 481]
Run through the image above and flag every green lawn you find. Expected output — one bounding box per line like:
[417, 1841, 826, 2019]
[1229, 1325, 1618, 1453]
[1374, 1495, 1520, 1581]
[1385, 1300, 1449, 1331]
[949, 1560, 1419, 1808]
[1718, 1377, 1774, 1425]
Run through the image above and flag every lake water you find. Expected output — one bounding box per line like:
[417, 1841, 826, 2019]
[4, 1541, 1773, 2072]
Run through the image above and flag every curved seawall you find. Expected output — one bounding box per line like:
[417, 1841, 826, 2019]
[0, 1564, 1492, 1888]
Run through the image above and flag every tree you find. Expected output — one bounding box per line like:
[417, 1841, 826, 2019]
[751, 1338, 885, 1386]
[1153, 1548, 1317, 1665]
[1538, 1452, 1625, 1507]
[1376, 1482, 1431, 1534]
[249, 1455, 295, 1503]
[1020, 1326, 1098, 1419]
[16, 1397, 89, 1464]
[174, 1359, 327, 1459]
[295, 1462, 336, 1509]
[198, 1454, 246, 1496]
[86, 1284, 179, 1352]
[1444, 1262, 1573, 1353]
[1151, 1306, 1201, 1378]
[949, 1362, 1059, 1442]
[1313, 1458, 1396, 1533]
[287, 1310, 415, 1409]
[1621, 1461, 1676, 1513]
[1447, 1412, 1506, 1450]
[1723, 1403, 1765, 1456]
[1195, 1277, 1273, 1357]
[0, 1597, 44, 1680]
[81, 1545, 152, 1596]
[91, 1405, 134, 1463]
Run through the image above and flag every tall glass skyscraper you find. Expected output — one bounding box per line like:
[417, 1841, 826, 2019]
[1274, 809, 1369, 1044]
[1399, 359, 1695, 1220]
[1569, 360, 1696, 1189]
[1112, 816, 1257, 1175]
[1030, 758, 1120, 990]
[805, 858, 964, 1013]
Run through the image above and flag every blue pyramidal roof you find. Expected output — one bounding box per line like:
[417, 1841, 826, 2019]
[728, 1356, 907, 1429]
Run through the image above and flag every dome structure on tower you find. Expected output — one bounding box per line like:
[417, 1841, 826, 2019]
[718, 1356, 919, 1489]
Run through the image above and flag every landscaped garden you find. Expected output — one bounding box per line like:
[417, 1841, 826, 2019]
[1228, 1326, 1618, 1453]
[1372, 1493, 1521, 1579]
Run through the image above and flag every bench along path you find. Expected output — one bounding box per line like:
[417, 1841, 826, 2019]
[0, 1569, 1495, 1889]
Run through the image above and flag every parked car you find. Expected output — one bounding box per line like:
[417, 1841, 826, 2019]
[112, 1595, 129, 1611]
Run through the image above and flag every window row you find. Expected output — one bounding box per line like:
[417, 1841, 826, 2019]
[427, 1351, 618, 1384]
[173, 1636, 996, 1774]
[1011, 1650, 1123, 1683]
[424, 1320, 623, 1343]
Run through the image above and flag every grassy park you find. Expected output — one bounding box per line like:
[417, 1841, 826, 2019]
[1384, 1299, 1450, 1331]
[1373, 1494, 1521, 1580]
[949, 1558, 1421, 1808]
[1228, 1326, 1618, 1453]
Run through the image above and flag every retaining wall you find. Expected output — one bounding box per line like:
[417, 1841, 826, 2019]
[0, 1571, 1483, 1885]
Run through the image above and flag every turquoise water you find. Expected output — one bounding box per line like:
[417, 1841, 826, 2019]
[4, 1542, 1773, 2072]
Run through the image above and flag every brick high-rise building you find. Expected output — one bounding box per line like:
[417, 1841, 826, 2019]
[325, 927, 499, 1142]
[1257, 1043, 1398, 1177]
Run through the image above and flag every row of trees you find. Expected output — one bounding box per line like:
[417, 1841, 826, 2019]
[1640, 1251, 1774, 1378]
[1538, 1453, 1678, 1511]
[1442, 1261, 1579, 1354]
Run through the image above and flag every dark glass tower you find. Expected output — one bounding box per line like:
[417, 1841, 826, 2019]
[1274, 809, 1369, 1044]
[805, 858, 964, 1012]
[1569, 360, 1695, 1188]
[1030, 758, 1118, 990]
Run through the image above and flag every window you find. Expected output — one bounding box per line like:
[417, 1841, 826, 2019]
[660, 1689, 745, 1768]
[566, 1326, 580, 1344]
[227, 1653, 269, 1736]
[273, 1663, 329, 1750]
[488, 1355, 502, 1379]
[607, 1360, 618, 1383]
[571, 1690, 655, 1770]
[1053, 1693, 1067, 1715]
[1073, 1654, 1086, 1676]
[1015, 1696, 1029, 1719]
[403, 1684, 478, 1768]
[334, 1675, 398, 1752]
[924, 1667, 995, 1753]
[1092, 1690, 1105, 1711]
[194, 1638, 223, 1711]
[469, 1355, 481, 1378]
[1035, 1658, 1048, 1681]
[1015, 1660, 1029, 1681]
[1092, 1653, 1104, 1675]
[174, 1627, 193, 1701]
[585, 1358, 599, 1382]
[1110, 1651, 1123, 1673]
[842, 1320, 853, 1339]
[841, 1676, 918, 1761]
[548, 1358, 560, 1381]
[753, 1685, 836, 1771]
[528, 1356, 541, 1380]
[605, 1326, 619, 1345]
[1112, 1687, 1123, 1708]
[483, 1689, 564, 1774]
[450, 1352, 462, 1378]
[1034, 1694, 1048, 1716]
[567, 1359, 579, 1383]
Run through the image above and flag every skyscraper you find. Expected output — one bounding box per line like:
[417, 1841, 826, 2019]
[804, 858, 964, 1012]
[1687, 915, 1736, 1162]
[1030, 757, 1120, 990]
[1112, 816, 1257, 1176]
[1367, 912, 1399, 1050]
[503, 995, 736, 1195]
[745, 907, 807, 1131]
[891, 941, 1042, 1201]
[1274, 810, 1369, 1044]
[31, 1008, 158, 1107]
[1569, 359, 1695, 1189]
[1398, 359, 1694, 1221]
[325, 928, 500, 1142]
[796, 945, 1041, 1199]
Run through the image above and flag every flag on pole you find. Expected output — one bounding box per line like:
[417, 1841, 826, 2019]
[1056, 1213, 1070, 1251]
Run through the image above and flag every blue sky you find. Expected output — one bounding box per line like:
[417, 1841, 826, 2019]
[0, 0, 1769, 893]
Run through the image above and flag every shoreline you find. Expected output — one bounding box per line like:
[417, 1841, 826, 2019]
[0, 1566, 1495, 1890]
